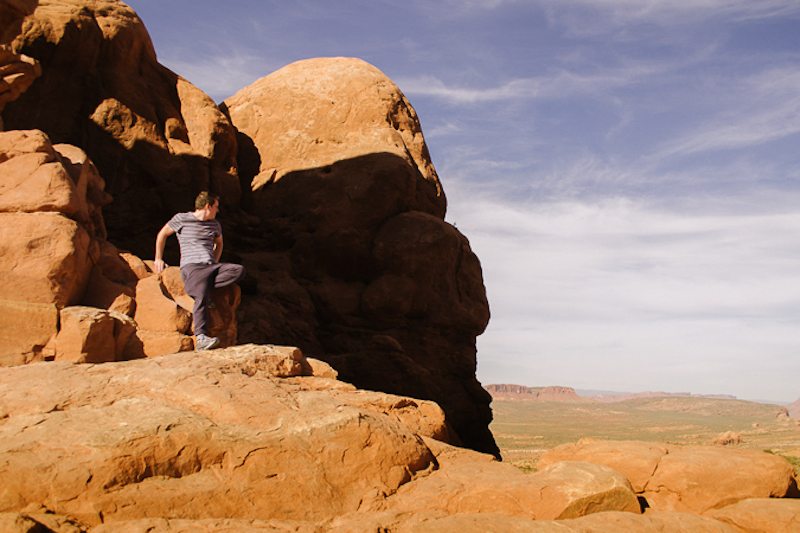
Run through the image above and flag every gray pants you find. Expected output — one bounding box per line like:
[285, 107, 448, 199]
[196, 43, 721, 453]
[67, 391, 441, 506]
[181, 262, 246, 336]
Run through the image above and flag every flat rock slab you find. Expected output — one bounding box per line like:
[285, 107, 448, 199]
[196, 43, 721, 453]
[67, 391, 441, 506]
[539, 439, 797, 513]
[0, 345, 443, 526]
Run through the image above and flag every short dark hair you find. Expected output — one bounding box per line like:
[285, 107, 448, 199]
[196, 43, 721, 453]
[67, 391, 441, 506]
[195, 191, 219, 210]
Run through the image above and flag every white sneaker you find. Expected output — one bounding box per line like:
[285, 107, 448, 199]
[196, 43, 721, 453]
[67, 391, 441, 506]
[195, 334, 220, 351]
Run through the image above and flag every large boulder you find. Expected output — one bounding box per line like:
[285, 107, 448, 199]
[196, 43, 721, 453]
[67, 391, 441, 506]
[220, 56, 444, 220]
[539, 439, 670, 492]
[0, 345, 441, 526]
[1, 0, 239, 255]
[539, 439, 798, 514]
[644, 446, 797, 513]
[222, 57, 496, 456]
[382, 459, 641, 520]
[0, 211, 92, 307]
[707, 498, 800, 533]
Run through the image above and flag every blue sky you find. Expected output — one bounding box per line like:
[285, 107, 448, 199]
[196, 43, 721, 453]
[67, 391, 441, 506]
[125, 0, 800, 403]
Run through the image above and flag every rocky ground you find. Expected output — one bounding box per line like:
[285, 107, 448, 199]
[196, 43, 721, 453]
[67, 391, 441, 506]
[1, 345, 799, 532]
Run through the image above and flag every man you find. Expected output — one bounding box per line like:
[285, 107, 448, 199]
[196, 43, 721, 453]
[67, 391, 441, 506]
[154, 192, 245, 350]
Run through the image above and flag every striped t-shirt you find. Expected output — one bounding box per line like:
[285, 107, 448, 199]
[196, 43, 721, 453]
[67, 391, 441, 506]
[167, 212, 222, 268]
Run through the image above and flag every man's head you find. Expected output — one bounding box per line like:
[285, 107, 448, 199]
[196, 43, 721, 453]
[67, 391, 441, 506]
[194, 191, 220, 220]
[195, 191, 219, 210]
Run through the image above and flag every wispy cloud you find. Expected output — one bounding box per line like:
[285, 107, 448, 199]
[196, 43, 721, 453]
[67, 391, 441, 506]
[655, 67, 800, 157]
[399, 64, 655, 104]
[159, 51, 280, 103]
[448, 191, 800, 400]
[538, 0, 800, 34]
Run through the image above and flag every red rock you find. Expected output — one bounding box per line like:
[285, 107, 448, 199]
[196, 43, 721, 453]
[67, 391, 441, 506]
[0, 0, 38, 46]
[540, 439, 797, 515]
[90, 518, 320, 532]
[109, 310, 136, 361]
[3, 1, 496, 456]
[0, 212, 91, 307]
[158, 266, 194, 312]
[643, 447, 796, 513]
[788, 396, 800, 420]
[80, 264, 136, 316]
[0, 345, 437, 526]
[3, 0, 239, 254]
[222, 57, 444, 220]
[54, 306, 116, 364]
[0, 513, 44, 533]
[384, 460, 640, 520]
[0, 48, 40, 116]
[52, 143, 112, 241]
[0, 299, 57, 366]
[0, 130, 79, 214]
[355, 510, 741, 533]
[486, 384, 595, 403]
[709, 431, 743, 445]
[125, 329, 194, 359]
[120, 252, 152, 281]
[133, 276, 191, 334]
[707, 498, 800, 533]
[539, 439, 669, 493]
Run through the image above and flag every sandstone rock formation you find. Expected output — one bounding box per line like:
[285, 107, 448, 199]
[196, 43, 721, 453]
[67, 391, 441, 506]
[487, 384, 594, 403]
[1, 0, 498, 457]
[2, 0, 239, 253]
[0, 0, 39, 126]
[539, 439, 799, 514]
[0, 127, 244, 363]
[222, 57, 495, 455]
[1, 346, 643, 531]
[707, 498, 800, 533]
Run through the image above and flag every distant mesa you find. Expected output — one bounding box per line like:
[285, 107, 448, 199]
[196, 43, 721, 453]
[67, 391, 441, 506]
[487, 384, 740, 404]
[589, 391, 738, 403]
[486, 384, 594, 403]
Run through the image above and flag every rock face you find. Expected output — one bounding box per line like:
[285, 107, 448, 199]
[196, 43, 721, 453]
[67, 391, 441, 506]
[0, 346, 641, 530]
[539, 439, 799, 514]
[2, 0, 239, 253]
[0, 128, 242, 363]
[2, 352, 796, 533]
[222, 57, 495, 456]
[0, 0, 39, 124]
[487, 384, 594, 403]
[1, 0, 498, 456]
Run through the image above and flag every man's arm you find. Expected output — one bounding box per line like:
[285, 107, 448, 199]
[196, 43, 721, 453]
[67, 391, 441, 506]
[154, 223, 176, 274]
[213, 234, 223, 263]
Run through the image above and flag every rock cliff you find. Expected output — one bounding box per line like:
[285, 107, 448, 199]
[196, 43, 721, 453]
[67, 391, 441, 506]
[1, 0, 496, 455]
[487, 384, 594, 403]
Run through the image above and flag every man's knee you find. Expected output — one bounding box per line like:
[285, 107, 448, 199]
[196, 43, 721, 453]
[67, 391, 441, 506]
[215, 263, 246, 288]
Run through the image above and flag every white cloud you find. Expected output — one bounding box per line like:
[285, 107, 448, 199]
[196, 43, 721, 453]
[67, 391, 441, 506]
[657, 68, 800, 157]
[159, 52, 280, 103]
[448, 190, 800, 401]
[399, 64, 656, 104]
[538, 0, 800, 33]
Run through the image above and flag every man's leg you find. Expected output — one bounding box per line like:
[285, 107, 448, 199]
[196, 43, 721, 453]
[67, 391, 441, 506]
[213, 263, 246, 289]
[181, 263, 219, 337]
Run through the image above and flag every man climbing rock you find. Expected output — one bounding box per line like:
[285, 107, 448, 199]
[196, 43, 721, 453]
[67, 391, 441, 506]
[154, 192, 245, 350]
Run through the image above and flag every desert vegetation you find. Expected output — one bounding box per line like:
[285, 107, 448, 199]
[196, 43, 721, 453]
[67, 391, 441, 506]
[491, 396, 800, 474]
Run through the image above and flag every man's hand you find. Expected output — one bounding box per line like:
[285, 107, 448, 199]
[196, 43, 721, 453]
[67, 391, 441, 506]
[154, 258, 167, 274]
